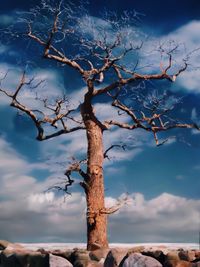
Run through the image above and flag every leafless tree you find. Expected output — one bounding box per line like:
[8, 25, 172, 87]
[0, 1, 199, 250]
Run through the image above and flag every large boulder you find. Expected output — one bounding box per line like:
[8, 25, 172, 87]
[49, 254, 72, 267]
[0, 240, 12, 251]
[178, 251, 196, 262]
[194, 251, 200, 262]
[69, 249, 90, 267]
[1, 247, 49, 267]
[89, 248, 110, 262]
[104, 248, 129, 267]
[48, 249, 73, 261]
[166, 251, 180, 262]
[120, 253, 162, 267]
[87, 259, 104, 267]
[142, 250, 167, 265]
[130, 246, 145, 253]
[6, 243, 25, 251]
[164, 259, 193, 267]
[192, 261, 200, 267]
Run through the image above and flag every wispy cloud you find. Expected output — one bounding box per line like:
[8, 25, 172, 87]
[0, 14, 14, 26]
[190, 108, 200, 134]
[155, 20, 200, 93]
[109, 192, 200, 243]
[0, 171, 199, 243]
[175, 174, 184, 180]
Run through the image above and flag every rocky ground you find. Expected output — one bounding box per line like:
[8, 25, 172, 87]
[0, 240, 199, 267]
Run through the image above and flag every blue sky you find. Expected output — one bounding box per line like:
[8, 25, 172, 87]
[0, 0, 200, 244]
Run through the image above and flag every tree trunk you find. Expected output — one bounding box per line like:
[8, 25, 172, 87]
[81, 96, 109, 250]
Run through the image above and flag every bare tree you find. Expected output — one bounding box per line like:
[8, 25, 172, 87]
[0, 1, 199, 250]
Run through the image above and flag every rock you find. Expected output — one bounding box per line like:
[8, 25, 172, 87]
[89, 248, 110, 262]
[37, 248, 49, 254]
[167, 251, 180, 262]
[6, 243, 25, 251]
[194, 251, 200, 261]
[129, 246, 145, 253]
[178, 251, 189, 261]
[164, 259, 193, 267]
[1, 247, 49, 267]
[142, 250, 167, 265]
[70, 249, 90, 267]
[49, 254, 72, 267]
[50, 249, 73, 261]
[0, 240, 11, 250]
[87, 259, 104, 267]
[176, 260, 193, 267]
[120, 252, 162, 267]
[178, 251, 196, 262]
[188, 251, 196, 262]
[192, 261, 200, 267]
[89, 244, 102, 251]
[104, 248, 129, 267]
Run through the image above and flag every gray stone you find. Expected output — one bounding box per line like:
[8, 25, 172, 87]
[70, 249, 91, 267]
[89, 248, 110, 262]
[1, 248, 49, 267]
[142, 250, 166, 265]
[50, 249, 73, 261]
[178, 250, 196, 262]
[104, 248, 129, 267]
[6, 243, 25, 251]
[120, 253, 162, 267]
[167, 251, 180, 262]
[87, 259, 104, 267]
[0, 240, 11, 250]
[192, 261, 200, 267]
[49, 254, 72, 267]
[164, 259, 193, 267]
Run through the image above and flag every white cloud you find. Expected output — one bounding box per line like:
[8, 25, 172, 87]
[175, 175, 184, 180]
[0, 175, 199, 243]
[190, 108, 200, 134]
[191, 108, 198, 121]
[158, 21, 200, 93]
[177, 69, 200, 92]
[0, 136, 86, 241]
[0, 138, 29, 175]
[0, 14, 14, 26]
[0, 137, 50, 201]
[0, 136, 198, 243]
[168, 20, 200, 47]
[108, 192, 200, 242]
[0, 64, 65, 109]
[0, 44, 8, 54]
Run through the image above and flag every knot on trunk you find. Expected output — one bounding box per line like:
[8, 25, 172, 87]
[87, 208, 105, 226]
[87, 210, 97, 226]
[88, 165, 103, 176]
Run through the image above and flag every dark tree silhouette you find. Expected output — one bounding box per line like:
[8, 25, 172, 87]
[0, 1, 199, 250]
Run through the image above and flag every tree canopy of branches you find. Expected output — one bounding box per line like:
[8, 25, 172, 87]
[0, 0, 199, 250]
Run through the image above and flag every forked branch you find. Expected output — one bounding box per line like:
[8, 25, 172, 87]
[0, 72, 85, 141]
[101, 194, 130, 215]
[105, 91, 200, 146]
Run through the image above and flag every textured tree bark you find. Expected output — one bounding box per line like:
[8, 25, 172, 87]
[81, 94, 109, 250]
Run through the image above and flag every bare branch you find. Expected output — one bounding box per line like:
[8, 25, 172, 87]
[47, 175, 75, 196]
[1, 72, 85, 141]
[105, 89, 200, 145]
[105, 120, 138, 130]
[100, 194, 130, 215]
[94, 70, 180, 97]
[65, 158, 89, 185]
[37, 126, 85, 141]
[104, 144, 126, 160]
[27, 26, 85, 75]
